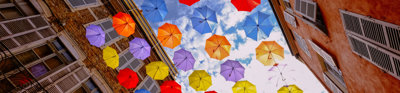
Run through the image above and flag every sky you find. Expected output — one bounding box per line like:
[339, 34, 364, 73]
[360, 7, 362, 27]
[133, 0, 327, 92]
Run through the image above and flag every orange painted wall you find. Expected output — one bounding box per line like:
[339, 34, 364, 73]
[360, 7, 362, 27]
[281, 0, 400, 92]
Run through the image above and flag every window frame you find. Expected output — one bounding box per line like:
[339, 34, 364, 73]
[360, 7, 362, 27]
[135, 76, 160, 93]
[83, 18, 123, 49]
[117, 49, 144, 72]
[64, 0, 102, 12]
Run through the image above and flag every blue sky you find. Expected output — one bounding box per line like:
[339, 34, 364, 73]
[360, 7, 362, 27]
[133, 0, 327, 92]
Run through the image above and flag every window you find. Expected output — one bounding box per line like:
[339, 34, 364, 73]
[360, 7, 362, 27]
[65, 0, 99, 9]
[283, 0, 293, 13]
[323, 73, 344, 93]
[118, 51, 144, 71]
[293, 32, 311, 57]
[137, 76, 160, 93]
[340, 10, 400, 53]
[0, 0, 38, 20]
[85, 18, 121, 48]
[294, 0, 327, 35]
[283, 11, 297, 28]
[73, 79, 102, 93]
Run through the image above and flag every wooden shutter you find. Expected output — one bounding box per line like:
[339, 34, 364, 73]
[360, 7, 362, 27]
[305, 2, 316, 21]
[308, 40, 337, 69]
[340, 10, 400, 54]
[294, 0, 301, 12]
[68, 0, 85, 7]
[293, 0, 317, 22]
[59, 35, 80, 60]
[57, 76, 79, 92]
[283, 11, 297, 28]
[323, 74, 344, 93]
[293, 32, 311, 57]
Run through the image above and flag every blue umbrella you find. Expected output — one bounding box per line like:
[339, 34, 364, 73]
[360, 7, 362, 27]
[242, 11, 273, 41]
[86, 24, 105, 47]
[135, 89, 150, 93]
[190, 6, 218, 34]
[141, 0, 168, 22]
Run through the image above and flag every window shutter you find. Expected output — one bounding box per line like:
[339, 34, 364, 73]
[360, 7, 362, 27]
[323, 74, 344, 93]
[293, 32, 311, 57]
[68, 0, 85, 7]
[59, 35, 80, 60]
[57, 76, 79, 92]
[300, 1, 307, 14]
[306, 2, 316, 21]
[394, 58, 400, 77]
[75, 68, 90, 81]
[308, 40, 337, 68]
[294, 0, 301, 12]
[284, 11, 297, 28]
[84, 0, 97, 4]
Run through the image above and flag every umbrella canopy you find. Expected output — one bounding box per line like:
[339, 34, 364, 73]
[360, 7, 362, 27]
[189, 70, 212, 91]
[157, 23, 182, 49]
[220, 60, 245, 82]
[242, 11, 273, 41]
[117, 68, 139, 89]
[232, 80, 257, 93]
[146, 61, 170, 80]
[255, 41, 284, 66]
[191, 6, 218, 34]
[205, 35, 231, 60]
[160, 81, 182, 93]
[86, 24, 105, 47]
[179, 0, 199, 6]
[205, 91, 217, 93]
[135, 89, 150, 93]
[112, 12, 136, 37]
[129, 37, 151, 60]
[103, 46, 119, 69]
[141, 0, 168, 22]
[231, 0, 261, 12]
[278, 85, 303, 93]
[173, 49, 195, 71]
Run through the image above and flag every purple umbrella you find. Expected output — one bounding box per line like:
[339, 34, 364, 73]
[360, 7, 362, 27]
[173, 49, 195, 71]
[220, 60, 245, 82]
[129, 37, 151, 60]
[86, 24, 105, 47]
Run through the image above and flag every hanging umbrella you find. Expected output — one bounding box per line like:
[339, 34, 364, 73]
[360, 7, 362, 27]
[255, 41, 284, 66]
[220, 60, 245, 82]
[129, 37, 151, 60]
[112, 12, 136, 37]
[146, 61, 170, 80]
[135, 89, 150, 93]
[231, 0, 261, 12]
[242, 11, 273, 41]
[232, 80, 257, 93]
[157, 23, 182, 49]
[205, 35, 231, 60]
[173, 49, 195, 71]
[141, 0, 168, 22]
[191, 6, 218, 34]
[278, 85, 303, 93]
[103, 46, 119, 69]
[86, 24, 105, 47]
[205, 91, 217, 93]
[117, 68, 139, 89]
[189, 70, 212, 91]
[179, 0, 199, 6]
[160, 81, 182, 93]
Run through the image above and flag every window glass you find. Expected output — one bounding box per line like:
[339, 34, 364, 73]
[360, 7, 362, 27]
[145, 78, 153, 88]
[0, 79, 14, 92]
[85, 79, 97, 90]
[29, 63, 49, 77]
[33, 45, 53, 58]
[16, 50, 39, 65]
[52, 40, 65, 50]
[61, 52, 76, 63]
[150, 86, 158, 93]
[72, 87, 86, 93]
[9, 70, 33, 87]
[45, 56, 63, 70]
[0, 7, 23, 19]
[0, 57, 18, 73]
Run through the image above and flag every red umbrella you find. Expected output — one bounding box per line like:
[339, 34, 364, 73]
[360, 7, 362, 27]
[205, 91, 217, 93]
[161, 81, 182, 93]
[179, 0, 199, 6]
[117, 68, 139, 89]
[231, 0, 261, 12]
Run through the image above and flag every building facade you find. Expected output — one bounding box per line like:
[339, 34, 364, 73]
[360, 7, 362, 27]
[0, 0, 177, 92]
[269, 0, 400, 93]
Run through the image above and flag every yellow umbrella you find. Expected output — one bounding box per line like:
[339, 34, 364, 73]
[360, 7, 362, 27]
[232, 80, 256, 93]
[146, 61, 170, 80]
[189, 70, 212, 91]
[278, 85, 303, 93]
[255, 41, 284, 66]
[103, 46, 119, 69]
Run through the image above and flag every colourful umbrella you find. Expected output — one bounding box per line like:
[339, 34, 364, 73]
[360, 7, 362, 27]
[242, 11, 273, 41]
[278, 85, 303, 93]
[220, 60, 245, 82]
[173, 49, 195, 71]
[189, 70, 212, 91]
[232, 80, 257, 93]
[135, 89, 150, 93]
[160, 81, 182, 93]
[205, 91, 217, 93]
[112, 12, 136, 37]
[231, 0, 260, 12]
[146, 61, 170, 80]
[191, 6, 218, 34]
[129, 37, 151, 60]
[85, 24, 105, 47]
[205, 35, 231, 60]
[103, 46, 119, 69]
[141, 0, 168, 22]
[157, 23, 182, 49]
[179, 0, 199, 6]
[255, 41, 284, 66]
[117, 68, 139, 89]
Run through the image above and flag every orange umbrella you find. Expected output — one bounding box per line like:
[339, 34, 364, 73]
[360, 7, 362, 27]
[112, 12, 136, 37]
[157, 23, 182, 49]
[205, 35, 231, 60]
[255, 41, 284, 66]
